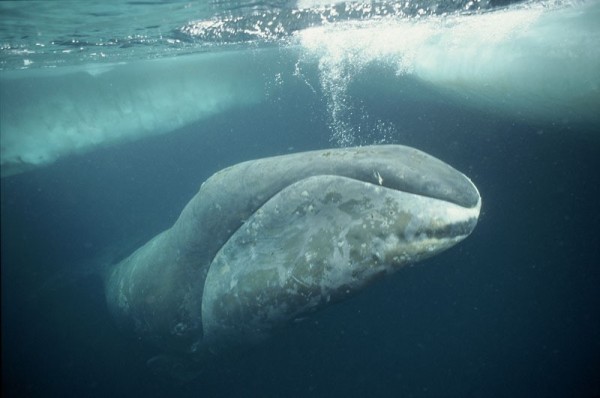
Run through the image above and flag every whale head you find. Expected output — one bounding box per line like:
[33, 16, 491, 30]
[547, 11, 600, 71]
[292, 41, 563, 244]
[106, 145, 481, 358]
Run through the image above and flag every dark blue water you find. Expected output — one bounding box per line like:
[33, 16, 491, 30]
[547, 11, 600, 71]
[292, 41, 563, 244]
[2, 1, 600, 397]
[3, 87, 599, 397]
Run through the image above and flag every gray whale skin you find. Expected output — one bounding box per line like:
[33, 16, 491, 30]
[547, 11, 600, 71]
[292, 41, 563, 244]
[105, 145, 481, 361]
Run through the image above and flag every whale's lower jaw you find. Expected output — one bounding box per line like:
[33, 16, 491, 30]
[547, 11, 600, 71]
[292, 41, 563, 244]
[105, 145, 481, 359]
[200, 174, 479, 353]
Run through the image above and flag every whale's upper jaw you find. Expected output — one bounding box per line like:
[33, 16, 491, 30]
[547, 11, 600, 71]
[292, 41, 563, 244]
[313, 145, 482, 211]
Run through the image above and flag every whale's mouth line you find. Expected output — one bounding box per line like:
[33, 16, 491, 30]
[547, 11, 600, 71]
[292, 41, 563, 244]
[217, 173, 481, 257]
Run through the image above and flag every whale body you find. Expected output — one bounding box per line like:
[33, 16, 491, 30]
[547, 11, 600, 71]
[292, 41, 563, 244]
[105, 145, 481, 361]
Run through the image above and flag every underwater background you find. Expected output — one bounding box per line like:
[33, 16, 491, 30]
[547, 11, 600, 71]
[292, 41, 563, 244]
[1, 1, 599, 397]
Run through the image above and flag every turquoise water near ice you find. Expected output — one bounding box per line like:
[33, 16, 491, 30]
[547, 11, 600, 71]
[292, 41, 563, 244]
[1, 0, 599, 176]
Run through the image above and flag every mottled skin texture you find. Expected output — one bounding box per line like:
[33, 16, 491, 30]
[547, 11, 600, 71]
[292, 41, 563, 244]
[202, 175, 478, 353]
[105, 145, 481, 360]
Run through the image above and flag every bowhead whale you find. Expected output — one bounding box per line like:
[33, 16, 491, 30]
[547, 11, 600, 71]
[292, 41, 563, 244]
[105, 145, 481, 365]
